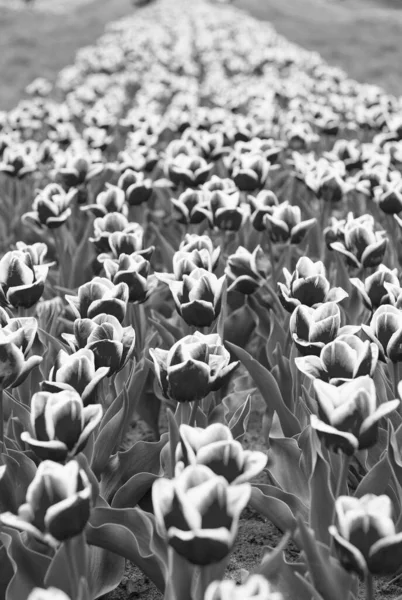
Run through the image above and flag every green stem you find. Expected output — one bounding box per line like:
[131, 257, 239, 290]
[365, 572, 374, 600]
[0, 388, 3, 450]
[188, 400, 199, 427]
[393, 361, 400, 400]
[164, 548, 194, 600]
[330, 453, 350, 555]
[65, 537, 80, 599]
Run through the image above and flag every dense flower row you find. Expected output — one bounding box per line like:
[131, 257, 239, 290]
[1, 1, 402, 600]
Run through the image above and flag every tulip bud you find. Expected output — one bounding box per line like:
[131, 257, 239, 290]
[296, 334, 379, 385]
[21, 390, 102, 461]
[330, 495, 402, 576]
[65, 277, 129, 323]
[153, 465, 250, 565]
[0, 460, 92, 547]
[278, 257, 347, 313]
[264, 202, 316, 244]
[177, 423, 267, 483]
[0, 250, 49, 308]
[205, 575, 283, 600]
[149, 332, 238, 403]
[41, 348, 109, 405]
[167, 268, 225, 327]
[311, 376, 398, 454]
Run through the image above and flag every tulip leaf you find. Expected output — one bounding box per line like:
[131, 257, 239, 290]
[0, 541, 13, 600]
[101, 434, 166, 504]
[0, 451, 36, 513]
[355, 453, 391, 498]
[267, 437, 310, 506]
[112, 472, 161, 509]
[223, 303, 255, 351]
[5, 393, 32, 435]
[249, 487, 301, 545]
[296, 515, 357, 600]
[226, 342, 300, 438]
[309, 453, 334, 547]
[92, 386, 129, 479]
[256, 532, 318, 600]
[0, 528, 51, 600]
[87, 507, 167, 592]
[228, 394, 251, 441]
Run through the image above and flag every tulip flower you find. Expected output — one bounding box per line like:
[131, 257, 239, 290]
[350, 265, 399, 312]
[311, 376, 398, 454]
[90, 213, 144, 255]
[329, 495, 402, 576]
[149, 332, 238, 403]
[374, 180, 402, 214]
[179, 234, 220, 268]
[264, 201, 316, 244]
[21, 390, 102, 462]
[41, 348, 109, 404]
[209, 190, 248, 231]
[0, 316, 42, 389]
[205, 575, 283, 600]
[248, 190, 279, 231]
[15, 241, 54, 268]
[66, 277, 129, 322]
[177, 423, 267, 483]
[103, 253, 155, 303]
[330, 212, 387, 269]
[172, 248, 216, 279]
[171, 189, 212, 225]
[361, 304, 402, 362]
[231, 153, 270, 191]
[0, 460, 92, 547]
[225, 245, 268, 295]
[0, 250, 49, 308]
[63, 314, 136, 375]
[153, 464, 251, 565]
[118, 169, 153, 206]
[165, 154, 212, 187]
[202, 176, 237, 195]
[0, 145, 36, 178]
[81, 184, 128, 217]
[295, 334, 378, 385]
[278, 257, 348, 313]
[27, 589, 71, 600]
[23, 184, 76, 229]
[166, 268, 226, 327]
[289, 302, 359, 356]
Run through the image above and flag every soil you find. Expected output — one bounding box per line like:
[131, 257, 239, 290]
[105, 407, 402, 600]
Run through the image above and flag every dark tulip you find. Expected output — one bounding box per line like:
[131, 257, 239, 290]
[264, 201, 316, 244]
[0, 250, 48, 308]
[350, 265, 399, 311]
[66, 277, 129, 322]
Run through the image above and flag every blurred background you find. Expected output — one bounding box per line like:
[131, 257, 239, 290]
[0, 0, 401, 110]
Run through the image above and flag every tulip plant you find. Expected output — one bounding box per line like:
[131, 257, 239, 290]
[2, 1, 402, 600]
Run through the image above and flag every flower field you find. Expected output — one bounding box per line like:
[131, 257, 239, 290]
[2, 0, 402, 599]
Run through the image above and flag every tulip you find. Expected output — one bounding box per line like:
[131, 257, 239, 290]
[278, 257, 347, 313]
[15, 241, 54, 268]
[21, 390, 102, 461]
[374, 180, 402, 214]
[90, 213, 145, 255]
[103, 253, 155, 304]
[149, 332, 238, 403]
[295, 334, 378, 385]
[248, 190, 279, 231]
[289, 302, 359, 356]
[23, 184, 76, 229]
[362, 304, 402, 362]
[81, 184, 128, 217]
[0, 460, 92, 547]
[171, 189, 212, 226]
[329, 495, 402, 576]
[330, 212, 387, 269]
[311, 376, 398, 454]
[41, 348, 109, 404]
[350, 265, 399, 312]
[209, 190, 248, 232]
[264, 201, 316, 244]
[118, 169, 153, 206]
[177, 423, 267, 483]
[0, 250, 49, 308]
[231, 153, 270, 191]
[153, 464, 250, 565]
[205, 575, 283, 600]
[0, 145, 36, 178]
[65, 277, 129, 322]
[63, 314, 136, 375]
[0, 316, 42, 389]
[27, 589, 71, 600]
[179, 234, 221, 269]
[202, 176, 237, 195]
[225, 245, 268, 295]
[166, 268, 225, 327]
[165, 154, 212, 187]
[172, 248, 216, 279]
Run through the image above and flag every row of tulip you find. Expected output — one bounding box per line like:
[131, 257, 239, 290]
[1, 0, 402, 599]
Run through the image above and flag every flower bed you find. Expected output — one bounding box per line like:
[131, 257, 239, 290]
[1, 1, 402, 599]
